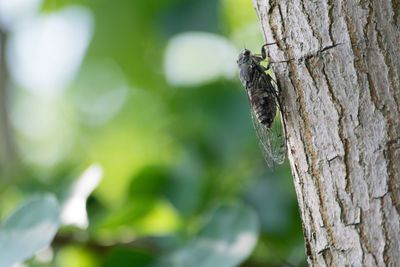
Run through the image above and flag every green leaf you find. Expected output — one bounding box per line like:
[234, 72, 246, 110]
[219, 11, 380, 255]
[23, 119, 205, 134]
[172, 202, 259, 267]
[0, 194, 60, 267]
[55, 245, 99, 267]
[102, 248, 154, 267]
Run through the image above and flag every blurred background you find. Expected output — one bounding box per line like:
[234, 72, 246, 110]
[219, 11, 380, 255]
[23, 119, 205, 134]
[0, 0, 305, 266]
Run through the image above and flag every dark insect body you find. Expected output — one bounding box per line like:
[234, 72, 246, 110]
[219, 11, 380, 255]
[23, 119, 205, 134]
[237, 43, 286, 168]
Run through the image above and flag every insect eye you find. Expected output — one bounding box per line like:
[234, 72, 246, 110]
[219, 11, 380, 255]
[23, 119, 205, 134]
[244, 50, 250, 56]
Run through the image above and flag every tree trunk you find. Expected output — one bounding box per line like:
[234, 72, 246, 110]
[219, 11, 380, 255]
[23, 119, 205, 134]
[253, 0, 400, 266]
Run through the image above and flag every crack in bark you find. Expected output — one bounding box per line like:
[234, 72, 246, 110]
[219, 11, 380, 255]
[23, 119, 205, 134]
[290, 92, 316, 262]
[321, 59, 353, 203]
[299, 0, 322, 48]
[342, 6, 369, 199]
[276, 4, 287, 49]
[343, 1, 379, 205]
[293, 161, 308, 222]
[373, 4, 398, 112]
[319, 43, 343, 53]
[266, 1, 284, 48]
[342, 2, 365, 89]
[392, 0, 400, 27]
[358, 210, 366, 266]
[380, 197, 391, 264]
[285, 68, 327, 264]
[342, 139, 352, 197]
[366, 74, 381, 110]
[335, 189, 346, 224]
[320, 247, 332, 266]
[322, 58, 363, 228]
[358, 210, 380, 266]
[303, 58, 319, 93]
[373, 3, 400, 218]
[327, 0, 335, 44]
[368, 1, 400, 217]
[289, 62, 339, 261]
[385, 127, 400, 214]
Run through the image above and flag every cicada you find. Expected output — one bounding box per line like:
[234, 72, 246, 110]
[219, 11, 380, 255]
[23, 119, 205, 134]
[237, 43, 286, 168]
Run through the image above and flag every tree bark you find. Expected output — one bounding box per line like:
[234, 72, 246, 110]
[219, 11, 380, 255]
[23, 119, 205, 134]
[253, 0, 400, 266]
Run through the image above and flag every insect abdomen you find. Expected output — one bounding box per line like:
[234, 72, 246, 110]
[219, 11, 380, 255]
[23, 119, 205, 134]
[250, 89, 276, 128]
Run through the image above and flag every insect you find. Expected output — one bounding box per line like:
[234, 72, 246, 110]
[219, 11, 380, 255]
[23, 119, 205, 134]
[237, 43, 286, 168]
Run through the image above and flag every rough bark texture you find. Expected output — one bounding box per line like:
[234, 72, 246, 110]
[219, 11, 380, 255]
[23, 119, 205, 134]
[253, 0, 400, 266]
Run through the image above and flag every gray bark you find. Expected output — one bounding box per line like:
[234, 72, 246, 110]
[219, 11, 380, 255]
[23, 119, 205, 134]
[253, 0, 400, 266]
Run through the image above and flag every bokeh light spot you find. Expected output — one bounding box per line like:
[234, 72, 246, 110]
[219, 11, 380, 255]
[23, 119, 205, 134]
[164, 31, 237, 87]
[7, 6, 93, 95]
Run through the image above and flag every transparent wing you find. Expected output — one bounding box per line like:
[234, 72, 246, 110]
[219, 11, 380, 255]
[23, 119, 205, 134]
[248, 69, 286, 169]
[250, 106, 285, 169]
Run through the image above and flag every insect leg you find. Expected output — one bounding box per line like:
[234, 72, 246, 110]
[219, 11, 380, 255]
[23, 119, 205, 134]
[261, 38, 286, 59]
[269, 60, 292, 64]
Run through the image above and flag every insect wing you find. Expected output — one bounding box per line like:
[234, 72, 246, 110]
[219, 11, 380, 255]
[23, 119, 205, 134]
[238, 47, 286, 168]
[250, 105, 285, 169]
[249, 69, 286, 168]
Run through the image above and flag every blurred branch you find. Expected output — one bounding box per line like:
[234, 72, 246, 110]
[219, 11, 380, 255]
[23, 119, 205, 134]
[0, 28, 18, 181]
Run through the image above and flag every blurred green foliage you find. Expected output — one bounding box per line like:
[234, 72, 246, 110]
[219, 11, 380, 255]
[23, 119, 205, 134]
[0, 0, 306, 266]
